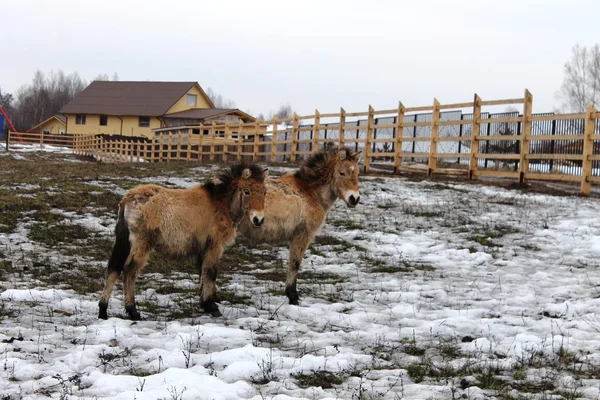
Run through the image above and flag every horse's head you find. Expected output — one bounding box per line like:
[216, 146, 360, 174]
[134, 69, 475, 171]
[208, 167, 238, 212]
[233, 165, 268, 228]
[332, 148, 361, 208]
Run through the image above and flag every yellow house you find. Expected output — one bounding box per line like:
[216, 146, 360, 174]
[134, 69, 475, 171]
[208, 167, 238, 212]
[59, 81, 259, 138]
[28, 114, 67, 135]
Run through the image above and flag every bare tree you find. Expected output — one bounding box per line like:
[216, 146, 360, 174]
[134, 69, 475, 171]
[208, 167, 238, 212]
[93, 72, 119, 81]
[3, 69, 100, 131]
[265, 103, 294, 125]
[556, 43, 600, 112]
[0, 88, 13, 110]
[205, 87, 236, 109]
[272, 103, 293, 120]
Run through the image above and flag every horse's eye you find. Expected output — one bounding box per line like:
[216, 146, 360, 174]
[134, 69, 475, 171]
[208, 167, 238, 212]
[339, 172, 346, 176]
[243, 189, 250, 196]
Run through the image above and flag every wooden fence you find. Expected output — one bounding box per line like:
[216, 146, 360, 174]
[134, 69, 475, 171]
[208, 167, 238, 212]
[10, 89, 600, 196]
[7, 131, 74, 149]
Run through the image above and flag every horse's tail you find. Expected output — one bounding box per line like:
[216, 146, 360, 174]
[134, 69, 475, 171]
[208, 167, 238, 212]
[107, 204, 131, 272]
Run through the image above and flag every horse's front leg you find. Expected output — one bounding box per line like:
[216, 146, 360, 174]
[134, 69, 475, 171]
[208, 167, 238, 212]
[285, 232, 312, 305]
[200, 245, 223, 317]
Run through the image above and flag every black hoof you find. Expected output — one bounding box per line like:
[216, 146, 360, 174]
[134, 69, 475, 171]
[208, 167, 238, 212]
[98, 302, 108, 320]
[201, 300, 221, 317]
[125, 306, 142, 321]
[285, 285, 299, 305]
[288, 298, 299, 306]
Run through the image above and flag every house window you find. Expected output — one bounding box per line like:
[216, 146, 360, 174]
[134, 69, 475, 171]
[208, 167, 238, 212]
[186, 94, 197, 106]
[139, 116, 150, 127]
[76, 114, 86, 125]
[99, 115, 108, 126]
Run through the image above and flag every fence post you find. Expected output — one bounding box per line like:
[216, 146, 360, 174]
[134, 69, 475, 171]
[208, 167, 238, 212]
[457, 114, 464, 164]
[167, 134, 173, 162]
[428, 98, 441, 176]
[394, 102, 405, 173]
[549, 118, 557, 171]
[186, 130, 192, 161]
[339, 108, 346, 149]
[236, 122, 243, 161]
[40, 131, 44, 150]
[6, 131, 10, 151]
[271, 117, 278, 163]
[291, 113, 299, 163]
[519, 89, 533, 184]
[313, 109, 320, 153]
[469, 94, 482, 180]
[209, 124, 216, 162]
[581, 104, 596, 196]
[364, 105, 375, 172]
[197, 124, 204, 162]
[253, 120, 260, 161]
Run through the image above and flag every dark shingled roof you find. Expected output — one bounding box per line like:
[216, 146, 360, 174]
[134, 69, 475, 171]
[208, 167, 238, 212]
[60, 81, 201, 116]
[163, 108, 237, 120]
[162, 108, 257, 122]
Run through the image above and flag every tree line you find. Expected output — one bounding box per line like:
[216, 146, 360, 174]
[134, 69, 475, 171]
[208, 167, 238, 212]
[0, 70, 118, 133]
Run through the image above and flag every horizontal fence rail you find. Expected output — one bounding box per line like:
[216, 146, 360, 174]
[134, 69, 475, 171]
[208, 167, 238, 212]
[7, 131, 75, 150]
[13, 89, 600, 196]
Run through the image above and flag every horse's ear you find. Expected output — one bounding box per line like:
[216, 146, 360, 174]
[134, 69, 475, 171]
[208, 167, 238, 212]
[263, 168, 269, 178]
[242, 168, 252, 179]
[337, 150, 347, 161]
[350, 151, 362, 161]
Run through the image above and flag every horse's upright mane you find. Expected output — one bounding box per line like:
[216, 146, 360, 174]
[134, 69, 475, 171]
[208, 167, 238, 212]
[204, 161, 266, 198]
[294, 146, 354, 185]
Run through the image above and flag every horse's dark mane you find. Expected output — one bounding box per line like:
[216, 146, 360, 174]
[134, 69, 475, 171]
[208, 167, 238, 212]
[204, 161, 266, 199]
[294, 146, 354, 185]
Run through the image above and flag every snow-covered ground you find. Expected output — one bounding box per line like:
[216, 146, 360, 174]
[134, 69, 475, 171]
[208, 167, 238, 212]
[3, 143, 73, 154]
[1, 153, 600, 399]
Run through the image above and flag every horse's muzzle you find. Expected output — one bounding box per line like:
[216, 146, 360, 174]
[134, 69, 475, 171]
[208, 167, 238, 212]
[252, 215, 264, 228]
[347, 194, 360, 208]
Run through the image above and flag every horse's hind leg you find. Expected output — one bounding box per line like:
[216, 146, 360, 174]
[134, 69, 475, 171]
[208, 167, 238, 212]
[98, 260, 126, 320]
[200, 242, 224, 317]
[285, 233, 312, 305]
[99, 206, 132, 320]
[122, 244, 150, 321]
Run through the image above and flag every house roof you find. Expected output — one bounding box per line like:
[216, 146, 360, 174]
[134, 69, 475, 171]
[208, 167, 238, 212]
[60, 81, 214, 116]
[163, 108, 257, 122]
[28, 114, 67, 132]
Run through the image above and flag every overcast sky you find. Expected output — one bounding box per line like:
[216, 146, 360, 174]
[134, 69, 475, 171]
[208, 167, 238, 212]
[1, 0, 598, 116]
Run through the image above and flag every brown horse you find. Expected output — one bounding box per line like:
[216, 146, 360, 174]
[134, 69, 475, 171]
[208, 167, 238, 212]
[98, 161, 268, 320]
[236, 146, 361, 305]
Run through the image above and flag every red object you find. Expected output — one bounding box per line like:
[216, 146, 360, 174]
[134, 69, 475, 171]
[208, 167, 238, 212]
[0, 107, 21, 141]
